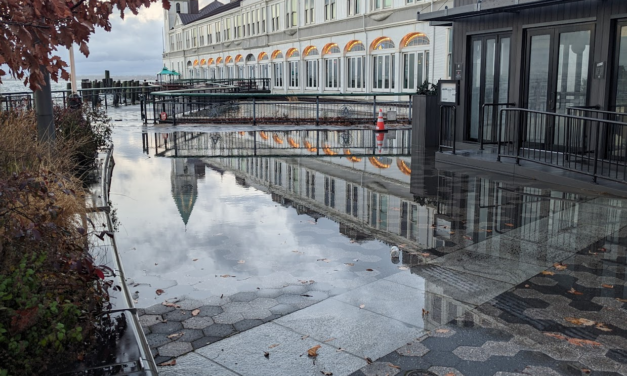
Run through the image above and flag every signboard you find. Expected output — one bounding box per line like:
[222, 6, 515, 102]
[439, 80, 459, 105]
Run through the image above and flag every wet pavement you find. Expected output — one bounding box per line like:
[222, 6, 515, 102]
[107, 107, 627, 375]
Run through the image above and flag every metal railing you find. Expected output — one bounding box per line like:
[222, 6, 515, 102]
[479, 102, 515, 150]
[146, 91, 413, 126]
[497, 107, 627, 184]
[439, 105, 456, 154]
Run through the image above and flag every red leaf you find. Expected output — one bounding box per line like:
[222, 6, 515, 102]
[94, 269, 105, 279]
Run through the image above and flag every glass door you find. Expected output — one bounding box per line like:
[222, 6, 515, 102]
[467, 34, 511, 142]
[524, 25, 593, 149]
[610, 21, 627, 160]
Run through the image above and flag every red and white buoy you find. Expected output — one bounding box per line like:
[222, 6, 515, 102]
[376, 108, 385, 131]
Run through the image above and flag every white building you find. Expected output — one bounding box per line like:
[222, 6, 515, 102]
[163, 0, 453, 94]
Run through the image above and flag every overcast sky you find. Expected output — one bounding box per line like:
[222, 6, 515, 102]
[10, 1, 219, 80]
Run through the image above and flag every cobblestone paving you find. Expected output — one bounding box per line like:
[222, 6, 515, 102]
[139, 281, 329, 364]
[349, 238, 627, 376]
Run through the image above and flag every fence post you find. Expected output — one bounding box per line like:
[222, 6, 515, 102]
[172, 98, 177, 126]
[153, 95, 157, 124]
[373, 96, 377, 125]
[452, 107, 457, 155]
[316, 96, 320, 126]
[592, 120, 600, 183]
[408, 96, 412, 123]
[497, 109, 503, 162]
[253, 97, 257, 126]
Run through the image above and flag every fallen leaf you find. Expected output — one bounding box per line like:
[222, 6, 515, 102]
[420, 252, 431, 257]
[359, 304, 365, 309]
[192, 258, 198, 261]
[76, 353, 84, 361]
[565, 317, 595, 326]
[397, 244, 407, 248]
[449, 231, 455, 234]
[398, 266, 409, 270]
[156, 289, 165, 295]
[544, 332, 568, 341]
[321, 372, 333, 376]
[525, 285, 530, 288]
[317, 258, 330, 262]
[365, 357, 373, 364]
[264, 352, 270, 358]
[366, 268, 374, 272]
[159, 359, 177, 366]
[323, 338, 336, 343]
[269, 344, 279, 349]
[597, 247, 607, 252]
[308, 345, 321, 357]
[444, 373, 456, 376]
[436, 329, 450, 333]
[345, 263, 355, 266]
[388, 363, 401, 369]
[191, 309, 200, 317]
[595, 323, 612, 332]
[301, 335, 309, 340]
[505, 223, 514, 227]
[567, 288, 583, 295]
[162, 302, 181, 308]
[553, 263, 567, 271]
[220, 294, 224, 299]
[463, 235, 472, 240]
[167, 332, 183, 340]
[567, 338, 601, 347]
[238, 260, 246, 264]
[336, 348, 344, 352]
[582, 369, 591, 374]
[301, 294, 313, 297]
[541, 271, 555, 276]
[220, 274, 236, 278]
[422, 308, 429, 316]
[602, 284, 614, 289]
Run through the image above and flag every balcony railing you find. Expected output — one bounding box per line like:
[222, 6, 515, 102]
[497, 107, 627, 184]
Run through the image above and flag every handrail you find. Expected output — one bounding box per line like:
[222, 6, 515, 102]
[479, 102, 515, 150]
[497, 107, 627, 184]
[150, 91, 413, 98]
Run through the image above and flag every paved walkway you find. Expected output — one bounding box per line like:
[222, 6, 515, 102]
[141, 194, 627, 375]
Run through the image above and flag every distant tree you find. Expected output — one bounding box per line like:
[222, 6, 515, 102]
[0, 0, 171, 91]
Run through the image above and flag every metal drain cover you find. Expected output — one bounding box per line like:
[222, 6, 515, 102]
[405, 371, 438, 376]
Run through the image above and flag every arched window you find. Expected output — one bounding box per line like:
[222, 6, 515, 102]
[246, 54, 256, 63]
[323, 43, 340, 55]
[286, 48, 300, 59]
[271, 50, 284, 60]
[400, 33, 431, 91]
[402, 33, 430, 47]
[303, 46, 319, 89]
[303, 46, 319, 57]
[322, 44, 340, 89]
[345, 40, 365, 53]
[271, 50, 284, 87]
[371, 37, 395, 51]
[258, 53, 269, 80]
[345, 41, 365, 90]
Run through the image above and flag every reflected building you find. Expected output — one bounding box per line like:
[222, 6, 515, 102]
[156, 131, 626, 329]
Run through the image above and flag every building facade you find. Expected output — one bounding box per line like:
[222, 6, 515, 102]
[163, 0, 453, 94]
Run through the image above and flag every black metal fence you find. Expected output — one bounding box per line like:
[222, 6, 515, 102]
[497, 107, 627, 184]
[147, 91, 412, 126]
[438, 105, 456, 153]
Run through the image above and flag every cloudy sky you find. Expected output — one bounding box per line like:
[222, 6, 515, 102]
[12, 1, 220, 80]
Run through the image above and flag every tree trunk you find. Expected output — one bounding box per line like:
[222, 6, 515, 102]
[33, 66, 55, 143]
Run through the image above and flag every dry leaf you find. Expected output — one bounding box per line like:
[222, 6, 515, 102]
[321, 372, 333, 376]
[301, 335, 309, 340]
[317, 258, 330, 262]
[359, 304, 365, 309]
[220, 274, 235, 278]
[162, 302, 180, 308]
[388, 363, 401, 369]
[191, 309, 200, 317]
[398, 244, 407, 248]
[444, 373, 456, 376]
[366, 268, 374, 272]
[582, 369, 591, 374]
[420, 252, 431, 257]
[602, 284, 614, 289]
[463, 235, 472, 240]
[595, 323, 612, 332]
[505, 223, 514, 227]
[167, 332, 183, 340]
[323, 338, 336, 343]
[308, 345, 321, 357]
[238, 260, 246, 264]
[544, 332, 568, 341]
[567, 338, 601, 347]
[192, 258, 198, 261]
[156, 289, 165, 295]
[541, 271, 555, 276]
[336, 348, 344, 352]
[398, 266, 409, 270]
[269, 344, 279, 349]
[553, 263, 567, 271]
[365, 357, 373, 364]
[449, 231, 455, 234]
[597, 247, 607, 252]
[345, 263, 354, 267]
[436, 329, 450, 333]
[264, 351, 270, 358]
[159, 359, 177, 366]
[567, 288, 583, 295]
[422, 308, 429, 316]
[565, 317, 595, 326]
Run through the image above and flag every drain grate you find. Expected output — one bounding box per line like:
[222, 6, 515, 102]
[405, 371, 438, 376]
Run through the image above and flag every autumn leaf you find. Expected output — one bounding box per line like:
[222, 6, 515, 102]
[567, 338, 601, 347]
[159, 359, 177, 366]
[167, 332, 183, 340]
[321, 372, 333, 376]
[162, 301, 180, 308]
[444, 373, 456, 376]
[602, 284, 614, 289]
[436, 329, 450, 333]
[308, 345, 321, 357]
[541, 271, 555, 276]
[345, 263, 354, 266]
[269, 344, 279, 349]
[220, 274, 236, 278]
[544, 332, 568, 341]
[238, 260, 246, 264]
[192, 259, 198, 261]
[317, 258, 330, 262]
[565, 317, 595, 326]
[553, 263, 567, 271]
[366, 268, 374, 272]
[422, 308, 429, 316]
[567, 288, 583, 295]
[323, 338, 336, 343]
[359, 304, 365, 309]
[156, 289, 165, 295]
[595, 323, 612, 332]
[420, 253, 431, 257]
[582, 369, 591, 374]
[505, 223, 514, 227]
[388, 363, 401, 369]
[365, 357, 373, 364]
[191, 309, 200, 317]
[264, 351, 270, 358]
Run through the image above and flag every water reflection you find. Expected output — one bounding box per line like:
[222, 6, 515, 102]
[114, 127, 627, 329]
